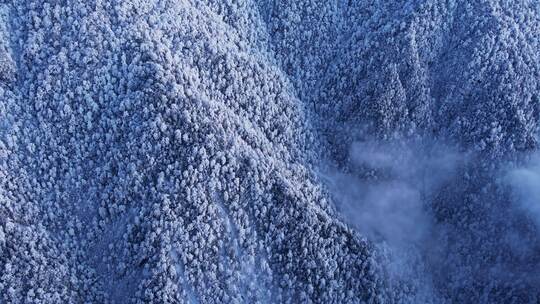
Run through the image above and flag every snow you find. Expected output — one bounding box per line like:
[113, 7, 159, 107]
[0, 0, 539, 303]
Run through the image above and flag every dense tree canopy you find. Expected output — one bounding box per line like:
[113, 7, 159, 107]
[1, 0, 539, 303]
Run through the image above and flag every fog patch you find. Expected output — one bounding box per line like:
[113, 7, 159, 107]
[324, 139, 461, 247]
[320, 138, 464, 301]
[506, 153, 540, 229]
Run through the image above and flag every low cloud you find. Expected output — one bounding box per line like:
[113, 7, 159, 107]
[325, 139, 461, 248]
[506, 153, 540, 228]
[320, 138, 465, 301]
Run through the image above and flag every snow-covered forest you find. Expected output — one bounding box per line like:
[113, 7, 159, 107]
[1, 0, 539, 303]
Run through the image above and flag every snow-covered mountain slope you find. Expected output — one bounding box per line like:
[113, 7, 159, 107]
[0, 0, 539, 303]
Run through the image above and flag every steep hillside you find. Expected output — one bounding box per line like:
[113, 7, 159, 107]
[1, 0, 539, 303]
